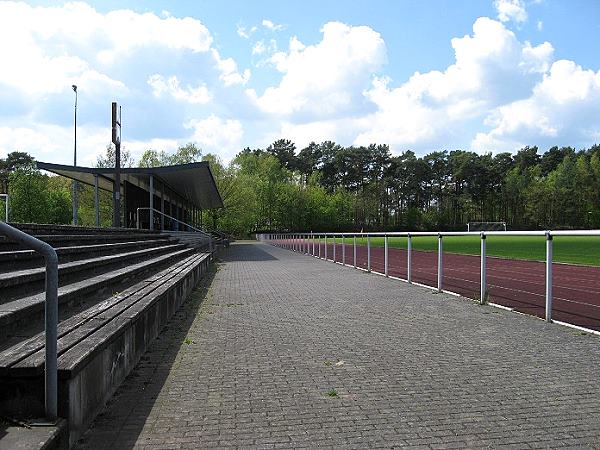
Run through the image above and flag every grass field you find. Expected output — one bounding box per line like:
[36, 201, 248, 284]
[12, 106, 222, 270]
[315, 235, 600, 266]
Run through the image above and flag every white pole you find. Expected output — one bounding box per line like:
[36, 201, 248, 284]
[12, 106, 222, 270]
[353, 235, 357, 268]
[437, 234, 443, 292]
[319, 235, 322, 258]
[312, 233, 315, 255]
[480, 232, 486, 304]
[407, 234, 412, 284]
[324, 235, 328, 260]
[384, 234, 389, 277]
[342, 235, 346, 265]
[546, 232, 553, 322]
[333, 236, 336, 262]
[367, 235, 371, 272]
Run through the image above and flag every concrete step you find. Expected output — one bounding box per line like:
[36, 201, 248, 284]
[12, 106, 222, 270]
[0, 238, 176, 272]
[0, 247, 195, 335]
[0, 251, 211, 447]
[0, 243, 186, 301]
[9, 223, 159, 236]
[0, 233, 169, 252]
[0, 252, 202, 374]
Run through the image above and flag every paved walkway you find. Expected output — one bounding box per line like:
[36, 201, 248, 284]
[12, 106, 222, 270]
[77, 241, 600, 449]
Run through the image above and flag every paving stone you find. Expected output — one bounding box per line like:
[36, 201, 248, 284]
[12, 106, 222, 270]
[76, 241, 600, 448]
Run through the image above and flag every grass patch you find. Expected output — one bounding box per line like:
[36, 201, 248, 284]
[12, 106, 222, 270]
[326, 388, 338, 397]
[318, 235, 600, 266]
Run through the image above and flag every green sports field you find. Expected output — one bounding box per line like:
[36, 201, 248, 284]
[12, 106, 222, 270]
[317, 235, 600, 266]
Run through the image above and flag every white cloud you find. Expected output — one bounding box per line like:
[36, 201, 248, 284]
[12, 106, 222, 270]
[212, 49, 251, 86]
[185, 115, 244, 161]
[537, 20, 543, 31]
[0, 123, 112, 166]
[472, 60, 600, 152]
[247, 22, 386, 118]
[147, 74, 211, 104]
[0, 1, 214, 96]
[251, 39, 278, 59]
[355, 17, 553, 151]
[252, 40, 267, 56]
[0, 1, 252, 164]
[494, 0, 528, 24]
[237, 25, 258, 39]
[262, 19, 284, 31]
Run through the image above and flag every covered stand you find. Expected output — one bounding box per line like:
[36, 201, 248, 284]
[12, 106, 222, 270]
[37, 161, 223, 230]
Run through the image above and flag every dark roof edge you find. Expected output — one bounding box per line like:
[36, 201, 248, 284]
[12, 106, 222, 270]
[37, 161, 213, 175]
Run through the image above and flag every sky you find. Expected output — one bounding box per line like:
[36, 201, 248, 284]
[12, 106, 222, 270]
[0, 0, 599, 166]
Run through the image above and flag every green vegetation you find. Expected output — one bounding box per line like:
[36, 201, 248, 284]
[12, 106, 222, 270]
[4, 140, 600, 241]
[326, 388, 338, 397]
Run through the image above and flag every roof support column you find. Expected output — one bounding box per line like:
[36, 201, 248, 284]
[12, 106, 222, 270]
[94, 174, 100, 227]
[149, 174, 154, 231]
[160, 182, 165, 230]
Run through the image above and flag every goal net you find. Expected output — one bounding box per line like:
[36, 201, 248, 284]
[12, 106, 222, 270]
[467, 221, 507, 232]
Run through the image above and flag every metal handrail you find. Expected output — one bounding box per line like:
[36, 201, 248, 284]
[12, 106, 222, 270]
[0, 221, 58, 421]
[261, 229, 600, 327]
[136, 207, 207, 235]
[136, 207, 214, 251]
[0, 194, 8, 221]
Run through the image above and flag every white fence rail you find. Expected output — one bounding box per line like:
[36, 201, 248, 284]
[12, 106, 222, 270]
[258, 230, 600, 327]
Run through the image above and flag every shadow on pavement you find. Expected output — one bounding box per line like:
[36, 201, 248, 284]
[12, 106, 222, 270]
[73, 265, 218, 450]
[220, 241, 279, 261]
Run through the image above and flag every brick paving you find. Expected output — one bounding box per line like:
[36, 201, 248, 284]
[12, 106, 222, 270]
[76, 241, 600, 449]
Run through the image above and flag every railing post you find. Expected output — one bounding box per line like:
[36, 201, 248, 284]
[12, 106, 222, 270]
[353, 235, 357, 268]
[319, 235, 322, 258]
[342, 235, 346, 265]
[437, 234, 443, 292]
[45, 251, 58, 421]
[324, 235, 328, 260]
[384, 234, 389, 277]
[480, 232, 486, 304]
[0, 223, 58, 421]
[312, 233, 315, 256]
[407, 233, 412, 284]
[367, 235, 371, 272]
[546, 232, 553, 322]
[333, 235, 336, 262]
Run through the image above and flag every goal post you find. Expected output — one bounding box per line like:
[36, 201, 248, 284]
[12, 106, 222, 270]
[467, 221, 507, 232]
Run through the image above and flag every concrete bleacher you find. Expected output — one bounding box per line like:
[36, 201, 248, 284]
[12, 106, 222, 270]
[0, 223, 215, 448]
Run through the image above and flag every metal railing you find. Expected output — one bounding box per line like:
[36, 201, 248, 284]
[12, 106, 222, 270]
[0, 221, 58, 421]
[136, 207, 214, 251]
[260, 230, 600, 326]
[0, 194, 8, 221]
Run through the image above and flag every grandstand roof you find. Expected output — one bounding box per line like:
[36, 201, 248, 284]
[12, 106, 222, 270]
[37, 161, 224, 209]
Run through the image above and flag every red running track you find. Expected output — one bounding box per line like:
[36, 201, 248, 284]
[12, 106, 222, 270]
[274, 238, 600, 332]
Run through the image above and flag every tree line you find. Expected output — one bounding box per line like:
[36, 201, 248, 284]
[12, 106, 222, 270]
[210, 140, 600, 234]
[2, 140, 600, 235]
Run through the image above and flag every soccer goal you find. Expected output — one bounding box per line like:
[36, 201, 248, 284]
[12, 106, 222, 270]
[467, 221, 507, 232]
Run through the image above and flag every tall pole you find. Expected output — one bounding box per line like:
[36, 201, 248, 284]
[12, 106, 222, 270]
[112, 102, 121, 228]
[72, 85, 78, 225]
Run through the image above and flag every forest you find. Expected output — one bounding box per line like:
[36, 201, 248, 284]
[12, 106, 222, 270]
[2, 139, 600, 236]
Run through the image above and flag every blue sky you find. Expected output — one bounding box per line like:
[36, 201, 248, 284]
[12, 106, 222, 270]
[0, 0, 599, 165]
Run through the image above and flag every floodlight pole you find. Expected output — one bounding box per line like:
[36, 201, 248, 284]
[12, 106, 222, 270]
[112, 102, 122, 228]
[72, 85, 78, 225]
